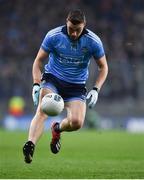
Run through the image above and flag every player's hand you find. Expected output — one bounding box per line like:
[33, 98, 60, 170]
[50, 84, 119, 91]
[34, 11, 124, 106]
[86, 88, 99, 108]
[32, 83, 40, 106]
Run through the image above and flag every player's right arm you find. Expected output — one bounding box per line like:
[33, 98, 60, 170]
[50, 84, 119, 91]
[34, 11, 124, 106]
[32, 48, 49, 84]
[33, 28, 54, 84]
[32, 30, 53, 106]
[32, 48, 49, 106]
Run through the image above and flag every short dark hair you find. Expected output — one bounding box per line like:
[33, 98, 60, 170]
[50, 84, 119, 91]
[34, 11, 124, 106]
[67, 9, 86, 25]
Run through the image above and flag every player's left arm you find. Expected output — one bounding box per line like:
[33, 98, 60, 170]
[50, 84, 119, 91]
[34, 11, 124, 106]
[86, 55, 108, 108]
[94, 55, 108, 91]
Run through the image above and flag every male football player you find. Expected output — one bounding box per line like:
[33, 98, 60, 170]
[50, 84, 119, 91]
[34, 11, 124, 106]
[23, 9, 108, 163]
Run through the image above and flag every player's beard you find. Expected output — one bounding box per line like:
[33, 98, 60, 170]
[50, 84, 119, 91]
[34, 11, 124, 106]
[70, 35, 78, 41]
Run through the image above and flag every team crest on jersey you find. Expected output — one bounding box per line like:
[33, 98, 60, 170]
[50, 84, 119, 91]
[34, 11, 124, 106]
[81, 47, 88, 53]
[60, 44, 66, 49]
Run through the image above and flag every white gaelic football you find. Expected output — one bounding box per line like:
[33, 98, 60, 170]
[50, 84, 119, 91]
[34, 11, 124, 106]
[41, 93, 64, 116]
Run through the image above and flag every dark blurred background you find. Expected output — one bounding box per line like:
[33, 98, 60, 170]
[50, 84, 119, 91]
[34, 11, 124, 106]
[0, 0, 144, 131]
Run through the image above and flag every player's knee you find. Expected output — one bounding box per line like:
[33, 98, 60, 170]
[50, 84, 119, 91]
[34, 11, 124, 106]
[35, 109, 48, 121]
[71, 118, 83, 130]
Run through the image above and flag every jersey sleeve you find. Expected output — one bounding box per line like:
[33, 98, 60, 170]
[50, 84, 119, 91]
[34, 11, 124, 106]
[92, 37, 105, 60]
[40, 33, 53, 53]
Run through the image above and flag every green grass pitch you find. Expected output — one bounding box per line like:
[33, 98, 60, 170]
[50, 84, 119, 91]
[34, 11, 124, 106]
[0, 129, 144, 179]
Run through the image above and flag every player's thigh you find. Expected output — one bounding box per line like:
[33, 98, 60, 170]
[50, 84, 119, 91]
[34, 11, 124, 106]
[39, 88, 54, 103]
[65, 100, 86, 123]
[36, 88, 54, 115]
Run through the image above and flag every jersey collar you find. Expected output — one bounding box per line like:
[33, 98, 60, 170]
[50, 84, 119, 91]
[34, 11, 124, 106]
[62, 25, 88, 40]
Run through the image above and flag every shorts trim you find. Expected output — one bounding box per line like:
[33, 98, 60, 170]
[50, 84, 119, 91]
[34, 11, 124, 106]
[41, 82, 58, 93]
[64, 97, 86, 102]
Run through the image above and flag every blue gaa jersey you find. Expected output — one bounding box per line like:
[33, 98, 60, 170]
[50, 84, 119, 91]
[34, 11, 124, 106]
[41, 25, 105, 84]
